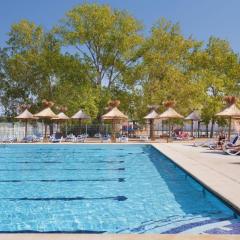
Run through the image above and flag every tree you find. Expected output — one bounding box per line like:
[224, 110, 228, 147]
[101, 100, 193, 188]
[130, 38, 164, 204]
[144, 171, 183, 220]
[192, 37, 240, 137]
[140, 19, 202, 118]
[56, 3, 144, 88]
[1, 20, 72, 115]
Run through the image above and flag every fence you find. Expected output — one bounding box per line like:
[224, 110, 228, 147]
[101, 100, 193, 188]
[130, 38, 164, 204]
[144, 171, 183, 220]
[0, 120, 231, 141]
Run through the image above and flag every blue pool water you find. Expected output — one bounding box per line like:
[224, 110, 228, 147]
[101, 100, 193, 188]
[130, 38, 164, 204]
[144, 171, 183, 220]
[0, 144, 239, 234]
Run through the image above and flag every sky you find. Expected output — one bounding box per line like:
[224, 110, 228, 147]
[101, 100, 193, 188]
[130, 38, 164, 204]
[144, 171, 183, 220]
[1, 0, 240, 52]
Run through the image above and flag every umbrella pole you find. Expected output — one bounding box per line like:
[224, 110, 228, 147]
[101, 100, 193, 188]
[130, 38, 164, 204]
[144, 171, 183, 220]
[168, 120, 171, 143]
[150, 119, 155, 141]
[25, 121, 28, 138]
[191, 120, 193, 137]
[44, 122, 47, 141]
[112, 120, 116, 143]
[228, 117, 231, 141]
[79, 119, 82, 135]
[197, 121, 200, 138]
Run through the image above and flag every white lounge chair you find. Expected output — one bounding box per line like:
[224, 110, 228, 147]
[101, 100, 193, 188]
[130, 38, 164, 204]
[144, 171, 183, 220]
[223, 146, 240, 155]
[101, 135, 111, 143]
[139, 135, 149, 142]
[65, 134, 76, 142]
[76, 135, 86, 143]
[117, 135, 128, 143]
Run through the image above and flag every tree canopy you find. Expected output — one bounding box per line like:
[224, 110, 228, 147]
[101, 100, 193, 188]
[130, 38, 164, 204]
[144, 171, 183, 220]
[1, 3, 240, 129]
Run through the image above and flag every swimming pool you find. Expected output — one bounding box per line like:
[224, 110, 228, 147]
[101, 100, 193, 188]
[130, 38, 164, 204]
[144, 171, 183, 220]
[0, 144, 239, 234]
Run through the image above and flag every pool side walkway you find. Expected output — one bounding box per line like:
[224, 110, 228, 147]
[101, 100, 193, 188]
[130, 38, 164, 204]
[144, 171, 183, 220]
[152, 143, 240, 213]
[0, 234, 240, 240]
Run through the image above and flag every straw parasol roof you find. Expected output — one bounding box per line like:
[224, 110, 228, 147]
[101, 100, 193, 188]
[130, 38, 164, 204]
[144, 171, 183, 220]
[216, 103, 240, 117]
[34, 107, 58, 119]
[52, 112, 69, 120]
[102, 107, 128, 121]
[144, 110, 159, 119]
[185, 111, 201, 121]
[216, 102, 240, 140]
[159, 107, 183, 119]
[15, 109, 36, 120]
[71, 109, 90, 120]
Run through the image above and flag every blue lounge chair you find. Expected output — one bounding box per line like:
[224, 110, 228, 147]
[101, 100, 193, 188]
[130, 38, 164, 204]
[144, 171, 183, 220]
[209, 134, 239, 150]
[101, 135, 111, 143]
[50, 133, 63, 143]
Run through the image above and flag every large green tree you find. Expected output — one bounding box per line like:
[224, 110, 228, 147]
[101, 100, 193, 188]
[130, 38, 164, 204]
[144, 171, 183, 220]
[191, 37, 240, 137]
[139, 19, 202, 118]
[56, 3, 144, 88]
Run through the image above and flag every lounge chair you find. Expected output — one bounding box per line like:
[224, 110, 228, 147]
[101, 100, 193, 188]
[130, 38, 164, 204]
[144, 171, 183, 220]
[101, 135, 111, 143]
[2, 136, 17, 143]
[76, 135, 86, 143]
[65, 134, 76, 142]
[94, 133, 101, 138]
[32, 133, 43, 142]
[139, 135, 149, 142]
[117, 135, 128, 143]
[175, 132, 193, 141]
[223, 145, 240, 155]
[209, 134, 239, 150]
[193, 139, 216, 147]
[50, 133, 63, 143]
[22, 135, 34, 143]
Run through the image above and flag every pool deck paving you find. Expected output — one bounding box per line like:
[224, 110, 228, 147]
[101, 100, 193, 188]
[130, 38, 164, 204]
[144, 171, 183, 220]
[1, 142, 240, 239]
[1, 234, 240, 240]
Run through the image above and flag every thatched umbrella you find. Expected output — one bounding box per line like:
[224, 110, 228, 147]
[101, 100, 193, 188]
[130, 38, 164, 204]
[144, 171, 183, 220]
[34, 107, 58, 140]
[216, 96, 240, 140]
[144, 110, 159, 141]
[102, 102, 128, 142]
[71, 109, 90, 134]
[185, 110, 201, 137]
[52, 112, 69, 132]
[159, 101, 183, 140]
[15, 109, 36, 137]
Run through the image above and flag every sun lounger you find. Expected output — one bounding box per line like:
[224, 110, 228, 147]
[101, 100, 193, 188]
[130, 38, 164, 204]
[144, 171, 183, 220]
[117, 135, 128, 143]
[223, 146, 240, 155]
[22, 135, 34, 143]
[209, 134, 239, 150]
[1, 136, 17, 143]
[76, 135, 86, 143]
[139, 135, 149, 142]
[193, 139, 216, 147]
[101, 135, 111, 143]
[65, 134, 76, 142]
[50, 133, 63, 143]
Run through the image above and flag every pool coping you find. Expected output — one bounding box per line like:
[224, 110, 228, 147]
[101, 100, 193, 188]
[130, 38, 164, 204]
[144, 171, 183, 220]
[152, 143, 240, 214]
[0, 234, 240, 240]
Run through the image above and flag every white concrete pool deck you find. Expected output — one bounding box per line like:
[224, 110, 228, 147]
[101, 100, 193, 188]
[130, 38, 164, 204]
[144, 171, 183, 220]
[152, 143, 240, 213]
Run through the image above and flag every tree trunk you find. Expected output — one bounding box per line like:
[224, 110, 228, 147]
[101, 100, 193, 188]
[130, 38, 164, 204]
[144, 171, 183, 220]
[210, 119, 215, 138]
[206, 123, 209, 138]
[49, 123, 53, 136]
[150, 119, 155, 141]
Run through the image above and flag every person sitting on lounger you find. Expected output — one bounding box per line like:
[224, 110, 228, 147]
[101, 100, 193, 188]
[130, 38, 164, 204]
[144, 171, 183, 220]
[216, 131, 226, 148]
[210, 132, 238, 150]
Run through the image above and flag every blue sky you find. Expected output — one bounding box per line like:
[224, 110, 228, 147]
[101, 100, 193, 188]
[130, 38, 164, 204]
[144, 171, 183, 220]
[1, 0, 240, 52]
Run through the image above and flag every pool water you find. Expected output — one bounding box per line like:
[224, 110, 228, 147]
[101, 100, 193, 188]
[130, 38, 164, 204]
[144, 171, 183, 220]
[0, 144, 239, 234]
